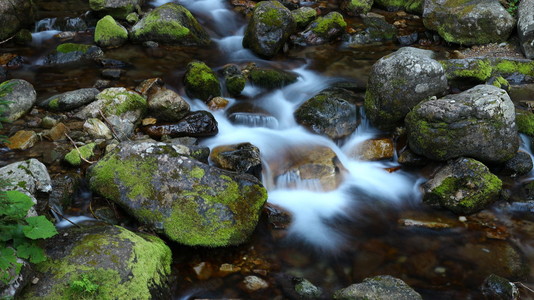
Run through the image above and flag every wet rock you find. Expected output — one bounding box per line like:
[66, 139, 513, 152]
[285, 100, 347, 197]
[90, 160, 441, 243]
[501, 151, 533, 176]
[294, 87, 358, 140]
[41, 116, 58, 129]
[242, 1, 295, 58]
[148, 87, 190, 122]
[397, 32, 418, 46]
[19, 225, 172, 299]
[183, 61, 221, 102]
[0, 0, 34, 41]
[64, 143, 97, 166]
[89, 0, 142, 19]
[87, 140, 268, 246]
[210, 143, 262, 180]
[518, 1, 534, 59]
[44, 123, 69, 141]
[7, 130, 38, 150]
[398, 149, 428, 167]
[135, 77, 164, 96]
[294, 278, 322, 298]
[291, 7, 316, 29]
[1, 79, 37, 122]
[516, 109, 534, 137]
[293, 12, 346, 46]
[423, 0, 514, 45]
[365, 47, 448, 131]
[374, 0, 423, 13]
[143, 110, 218, 139]
[84, 118, 113, 139]
[15, 29, 32, 45]
[48, 174, 80, 210]
[101, 68, 122, 79]
[347, 137, 395, 161]
[42, 88, 99, 111]
[207, 96, 230, 110]
[340, 0, 373, 16]
[0, 158, 52, 201]
[222, 64, 245, 96]
[422, 157, 502, 215]
[94, 15, 128, 48]
[440, 58, 534, 84]
[242, 275, 269, 292]
[344, 13, 396, 46]
[43, 43, 104, 65]
[333, 275, 422, 300]
[130, 3, 211, 46]
[248, 67, 298, 89]
[406, 85, 518, 163]
[481, 274, 519, 300]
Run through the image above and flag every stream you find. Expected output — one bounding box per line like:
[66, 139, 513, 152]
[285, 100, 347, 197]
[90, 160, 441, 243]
[2, 0, 534, 299]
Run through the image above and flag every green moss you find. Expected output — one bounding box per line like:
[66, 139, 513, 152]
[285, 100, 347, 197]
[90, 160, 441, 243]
[248, 68, 297, 89]
[442, 58, 534, 82]
[98, 89, 147, 116]
[490, 76, 509, 89]
[516, 110, 534, 136]
[64, 143, 96, 166]
[494, 60, 534, 75]
[184, 61, 221, 101]
[48, 98, 59, 109]
[94, 15, 128, 46]
[135, 11, 190, 37]
[56, 43, 92, 54]
[190, 166, 205, 179]
[291, 7, 316, 28]
[312, 12, 346, 35]
[226, 76, 245, 96]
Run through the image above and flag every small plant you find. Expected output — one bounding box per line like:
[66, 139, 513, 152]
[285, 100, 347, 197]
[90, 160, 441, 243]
[69, 274, 100, 299]
[0, 185, 58, 284]
[505, 0, 520, 16]
[0, 81, 14, 144]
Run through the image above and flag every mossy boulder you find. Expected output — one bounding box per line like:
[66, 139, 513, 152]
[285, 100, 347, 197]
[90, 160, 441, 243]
[294, 12, 346, 46]
[422, 157, 502, 214]
[43, 43, 104, 65]
[0, 0, 34, 41]
[222, 64, 246, 96]
[1, 79, 36, 122]
[248, 67, 298, 89]
[344, 12, 397, 46]
[87, 140, 268, 247]
[291, 7, 317, 29]
[518, 1, 534, 59]
[130, 3, 210, 46]
[42, 88, 99, 112]
[333, 275, 422, 300]
[340, 0, 373, 16]
[294, 87, 358, 140]
[374, 0, 423, 14]
[242, 1, 295, 58]
[441, 57, 534, 85]
[423, 0, 514, 45]
[89, 0, 142, 19]
[516, 109, 534, 136]
[184, 61, 221, 101]
[405, 85, 518, 163]
[364, 47, 448, 131]
[64, 143, 97, 166]
[95, 15, 128, 48]
[19, 225, 172, 300]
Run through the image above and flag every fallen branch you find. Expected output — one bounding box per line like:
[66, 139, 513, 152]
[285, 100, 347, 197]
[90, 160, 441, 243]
[64, 132, 95, 164]
[49, 205, 81, 228]
[514, 282, 534, 294]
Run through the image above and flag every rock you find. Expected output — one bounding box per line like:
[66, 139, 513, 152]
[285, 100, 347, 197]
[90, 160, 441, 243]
[0, 258, 31, 300]
[19, 225, 172, 299]
[64, 143, 97, 166]
[518, 0, 534, 59]
[398, 149, 429, 167]
[7, 130, 38, 150]
[0, 0, 34, 41]
[423, 0, 514, 45]
[405, 85, 518, 163]
[340, 0, 373, 16]
[481, 274, 519, 300]
[291, 7, 316, 29]
[210, 143, 262, 180]
[248, 67, 298, 89]
[135, 77, 164, 97]
[222, 64, 245, 96]
[242, 276, 268, 292]
[501, 151, 533, 176]
[1, 79, 37, 122]
[183, 61, 221, 101]
[101, 68, 122, 79]
[142, 110, 218, 139]
[422, 157, 502, 215]
[45, 123, 69, 141]
[293, 12, 346, 46]
[43, 43, 104, 65]
[440, 58, 534, 84]
[347, 137, 395, 161]
[374, 0, 423, 13]
[0, 159, 52, 201]
[0, 66, 6, 82]
[364, 47, 448, 130]
[89, 0, 143, 19]
[333, 275, 422, 300]
[294, 87, 358, 140]
[516, 109, 534, 136]
[130, 3, 211, 46]
[94, 15, 128, 48]
[84, 118, 113, 139]
[207, 97, 229, 110]
[294, 278, 322, 298]
[42, 88, 99, 111]
[87, 140, 268, 246]
[242, 1, 295, 58]
[344, 13, 396, 46]
[148, 87, 190, 122]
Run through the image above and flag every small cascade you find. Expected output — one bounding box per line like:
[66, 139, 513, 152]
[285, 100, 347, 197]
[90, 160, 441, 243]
[275, 170, 324, 191]
[520, 133, 534, 179]
[228, 112, 279, 129]
[32, 18, 60, 46]
[34, 18, 58, 32]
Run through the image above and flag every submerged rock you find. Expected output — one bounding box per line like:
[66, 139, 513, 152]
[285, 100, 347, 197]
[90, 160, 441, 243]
[347, 137, 395, 161]
[293, 12, 346, 46]
[7, 130, 38, 150]
[19, 225, 172, 299]
[94, 15, 128, 48]
[130, 3, 211, 46]
[87, 140, 267, 247]
[242, 1, 295, 58]
[1, 79, 37, 122]
[333, 275, 423, 300]
[89, 0, 142, 19]
[143, 110, 218, 139]
[42, 88, 99, 111]
[501, 151, 533, 176]
[423, 0, 514, 45]
[43, 43, 104, 65]
[365, 47, 448, 130]
[183, 61, 221, 101]
[518, 1, 534, 59]
[422, 157, 502, 215]
[405, 85, 518, 163]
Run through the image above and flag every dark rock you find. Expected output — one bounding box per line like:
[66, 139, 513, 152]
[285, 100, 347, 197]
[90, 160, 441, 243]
[293, 12, 346, 46]
[398, 149, 429, 167]
[183, 61, 221, 101]
[248, 67, 298, 89]
[481, 274, 519, 300]
[222, 64, 245, 96]
[143, 110, 218, 139]
[210, 143, 262, 180]
[0, 0, 34, 41]
[397, 32, 418, 46]
[42, 88, 99, 111]
[501, 151, 533, 176]
[518, 1, 534, 59]
[101, 68, 123, 79]
[43, 43, 104, 65]
[333, 275, 422, 300]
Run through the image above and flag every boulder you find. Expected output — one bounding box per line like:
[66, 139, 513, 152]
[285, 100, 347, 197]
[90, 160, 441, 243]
[291, 7, 316, 29]
[87, 140, 268, 246]
[148, 87, 190, 122]
[1, 79, 36, 122]
[501, 151, 533, 176]
[210, 143, 262, 180]
[423, 0, 514, 45]
[19, 225, 172, 299]
[440, 57, 534, 84]
[293, 12, 346, 46]
[222, 64, 245, 96]
[365, 47, 448, 130]
[347, 137, 395, 161]
[0, 0, 34, 41]
[518, 0, 534, 59]
[422, 157, 502, 215]
[374, 0, 423, 13]
[343, 13, 396, 46]
[294, 87, 358, 140]
[405, 85, 518, 163]
[42, 88, 99, 111]
[248, 67, 298, 89]
[242, 1, 295, 58]
[43, 43, 104, 65]
[333, 275, 422, 300]
[183, 61, 221, 101]
[0, 158, 52, 196]
[94, 15, 128, 48]
[340, 0, 373, 16]
[142, 110, 218, 139]
[89, 0, 143, 19]
[129, 3, 210, 46]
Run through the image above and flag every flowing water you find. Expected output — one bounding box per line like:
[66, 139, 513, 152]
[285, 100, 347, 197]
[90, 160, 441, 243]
[2, 0, 534, 299]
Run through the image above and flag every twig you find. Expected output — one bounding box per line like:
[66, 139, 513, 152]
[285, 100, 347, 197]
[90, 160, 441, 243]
[515, 282, 534, 294]
[49, 206, 81, 228]
[65, 133, 95, 164]
[0, 34, 16, 45]
[98, 109, 129, 141]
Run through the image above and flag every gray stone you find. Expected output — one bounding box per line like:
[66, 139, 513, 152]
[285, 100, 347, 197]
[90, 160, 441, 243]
[518, 0, 534, 59]
[42, 88, 99, 111]
[148, 87, 190, 122]
[0, 0, 34, 41]
[333, 275, 422, 300]
[1, 79, 37, 122]
[89, 0, 143, 19]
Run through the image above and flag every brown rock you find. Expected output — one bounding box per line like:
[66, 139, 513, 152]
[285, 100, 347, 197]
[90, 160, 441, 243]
[348, 137, 395, 161]
[7, 130, 39, 150]
[207, 97, 229, 111]
[45, 123, 69, 141]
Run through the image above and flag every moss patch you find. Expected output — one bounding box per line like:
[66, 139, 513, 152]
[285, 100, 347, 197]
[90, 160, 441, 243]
[516, 110, 534, 136]
[184, 61, 221, 101]
[311, 12, 346, 35]
[64, 143, 96, 166]
[248, 68, 297, 89]
[56, 43, 92, 54]
[94, 15, 128, 47]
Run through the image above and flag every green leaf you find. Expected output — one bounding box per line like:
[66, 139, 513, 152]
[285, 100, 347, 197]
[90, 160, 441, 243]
[1, 191, 34, 219]
[15, 241, 46, 263]
[0, 224, 20, 242]
[22, 216, 58, 240]
[0, 247, 17, 270]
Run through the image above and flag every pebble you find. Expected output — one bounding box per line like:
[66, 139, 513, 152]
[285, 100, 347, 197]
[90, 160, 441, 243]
[243, 275, 268, 291]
